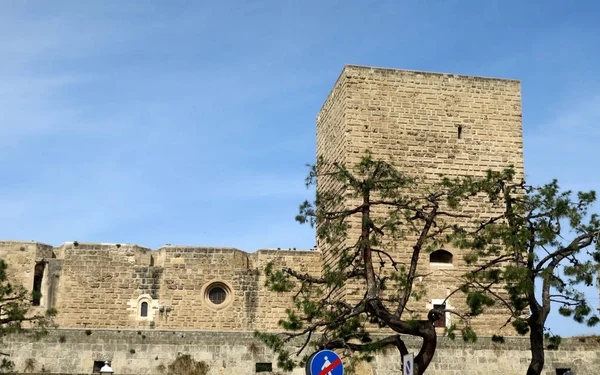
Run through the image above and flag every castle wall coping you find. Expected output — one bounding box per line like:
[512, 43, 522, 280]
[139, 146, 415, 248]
[57, 242, 152, 251]
[345, 64, 522, 83]
[157, 246, 242, 253]
[6, 328, 599, 351]
[2, 241, 324, 256]
[0, 240, 54, 247]
[255, 248, 320, 255]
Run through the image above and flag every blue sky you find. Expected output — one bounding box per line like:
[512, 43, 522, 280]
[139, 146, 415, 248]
[1, 1, 599, 336]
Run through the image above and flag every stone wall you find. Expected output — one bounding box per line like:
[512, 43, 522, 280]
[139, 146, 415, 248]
[335, 65, 524, 179]
[0, 241, 321, 332]
[316, 68, 351, 269]
[315, 65, 525, 334]
[0, 241, 53, 295]
[2, 329, 598, 375]
[53, 243, 155, 329]
[0, 241, 54, 317]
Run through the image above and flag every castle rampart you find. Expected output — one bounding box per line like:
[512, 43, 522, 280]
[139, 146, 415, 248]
[0, 241, 322, 332]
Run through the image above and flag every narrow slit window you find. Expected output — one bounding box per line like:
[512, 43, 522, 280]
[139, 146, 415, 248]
[140, 302, 148, 317]
[32, 263, 45, 306]
[457, 126, 462, 139]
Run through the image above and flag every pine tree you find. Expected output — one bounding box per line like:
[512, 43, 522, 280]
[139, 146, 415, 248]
[457, 170, 600, 375]
[257, 154, 600, 375]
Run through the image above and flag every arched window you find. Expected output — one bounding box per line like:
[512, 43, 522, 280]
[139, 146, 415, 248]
[430, 249, 453, 265]
[140, 302, 148, 317]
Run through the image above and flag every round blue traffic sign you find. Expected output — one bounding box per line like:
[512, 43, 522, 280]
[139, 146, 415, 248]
[306, 350, 344, 375]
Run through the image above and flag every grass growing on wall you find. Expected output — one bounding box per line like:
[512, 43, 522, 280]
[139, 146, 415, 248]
[164, 354, 209, 375]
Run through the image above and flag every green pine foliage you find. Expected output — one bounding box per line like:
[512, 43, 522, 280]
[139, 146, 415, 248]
[452, 170, 600, 375]
[256, 153, 600, 375]
[257, 153, 519, 374]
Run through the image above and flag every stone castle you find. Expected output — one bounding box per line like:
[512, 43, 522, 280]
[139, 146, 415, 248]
[1, 66, 598, 374]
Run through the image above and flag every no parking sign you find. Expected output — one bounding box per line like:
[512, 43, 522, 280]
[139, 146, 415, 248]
[306, 350, 344, 375]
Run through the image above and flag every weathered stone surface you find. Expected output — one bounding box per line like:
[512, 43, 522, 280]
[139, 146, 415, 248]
[3, 330, 599, 374]
[0, 242, 321, 331]
[317, 66, 524, 335]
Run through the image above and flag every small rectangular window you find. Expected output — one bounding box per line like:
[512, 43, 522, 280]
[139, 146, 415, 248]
[433, 303, 446, 328]
[256, 363, 272, 372]
[555, 369, 572, 375]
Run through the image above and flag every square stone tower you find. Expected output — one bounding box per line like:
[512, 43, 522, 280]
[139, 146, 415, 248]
[316, 65, 524, 333]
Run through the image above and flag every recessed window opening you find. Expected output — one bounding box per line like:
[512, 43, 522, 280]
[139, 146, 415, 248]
[32, 263, 45, 306]
[92, 361, 106, 373]
[209, 286, 227, 305]
[256, 363, 273, 372]
[140, 302, 148, 317]
[457, 125, 462, 139]
[555, 369, 573, 375]
[430, 249, 453, 264]
[433, 303, 446, 328]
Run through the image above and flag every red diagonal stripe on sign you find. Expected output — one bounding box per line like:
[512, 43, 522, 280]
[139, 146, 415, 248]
[317, 358, 342, 375]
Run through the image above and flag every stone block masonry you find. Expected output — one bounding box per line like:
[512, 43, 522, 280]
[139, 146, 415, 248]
[2, 329, 598, 374]
[0, 241, 322, 332]
[316, 65, 524, 335]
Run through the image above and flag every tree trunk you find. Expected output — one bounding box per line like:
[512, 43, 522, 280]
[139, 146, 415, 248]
[413, 322, 437, 375]
[526, 321, 545, 375]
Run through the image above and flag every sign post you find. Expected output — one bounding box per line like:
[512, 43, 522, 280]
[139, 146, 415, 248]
[306, 350, 344, 375]
[402, 353, 414, 375]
